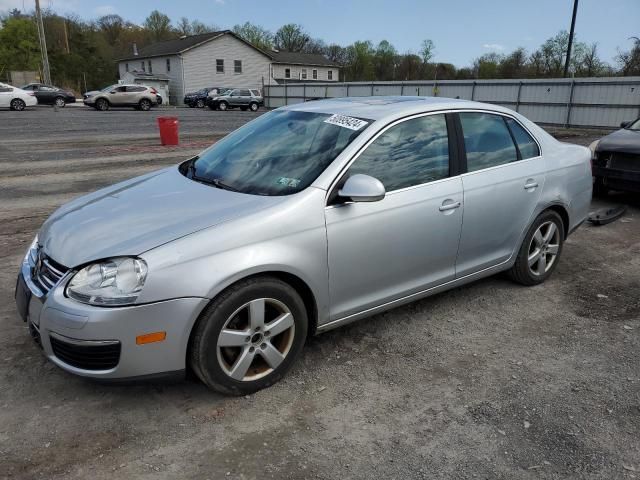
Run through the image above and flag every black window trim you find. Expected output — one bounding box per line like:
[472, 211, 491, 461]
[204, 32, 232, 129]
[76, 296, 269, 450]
[453, 110, 542, 175]
[326, 110, 458, 206]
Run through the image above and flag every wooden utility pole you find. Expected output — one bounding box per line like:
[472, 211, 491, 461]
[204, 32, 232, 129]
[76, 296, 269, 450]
[563, 0, 579, 78]
[63, 19, 70, 54]
[35, 0, 52, 84]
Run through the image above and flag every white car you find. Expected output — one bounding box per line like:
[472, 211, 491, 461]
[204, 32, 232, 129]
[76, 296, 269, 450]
[0, 82, 38, 110]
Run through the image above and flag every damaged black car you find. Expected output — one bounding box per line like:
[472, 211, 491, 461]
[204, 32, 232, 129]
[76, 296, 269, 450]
[590, 118, 640, 195]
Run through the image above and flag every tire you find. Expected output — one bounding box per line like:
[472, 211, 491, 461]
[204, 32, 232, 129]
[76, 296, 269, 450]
[189, 276, 308, 395]
[249, 102, 259, 112]
[240, 106, 248, 111]
[196, 99, 205, 108]
[593, 177, 608, 197]
[10, 99, 26, 111]
[95, 98, 109, 111]
[218, 101, 228, 111]
[54, 97, 66, 108]
[508, 210, 564, 286]
[138, 99, 151, 111]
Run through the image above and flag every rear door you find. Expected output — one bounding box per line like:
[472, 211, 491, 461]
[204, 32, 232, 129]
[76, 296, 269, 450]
[454, 111, 545, 276]
[107, 85, 128, 105]
[325, 113, 464, 320]
[0, 85, 13, 107]
[237, 89, 251, 106]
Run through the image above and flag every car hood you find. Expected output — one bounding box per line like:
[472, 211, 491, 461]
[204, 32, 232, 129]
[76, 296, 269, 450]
[596, 128, 640, 155]
[39, 166, 284, 267]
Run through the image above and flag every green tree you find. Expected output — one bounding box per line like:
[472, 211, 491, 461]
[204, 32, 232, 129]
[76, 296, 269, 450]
[344, 40, 375, 81]
[0, 17, 40, 74]
[420, 39, 435, 64]
[274, 23, 309, 52]
[374, 40, 397, 80]
[233, 22, 273, 51]
[144, 10, 173, 41]
[616, 37, 640, 76]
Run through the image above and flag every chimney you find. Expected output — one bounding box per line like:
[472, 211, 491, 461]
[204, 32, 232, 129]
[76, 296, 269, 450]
[133, 43, 138, 56]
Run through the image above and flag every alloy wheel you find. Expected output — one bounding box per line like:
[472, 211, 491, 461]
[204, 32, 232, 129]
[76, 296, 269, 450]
[196, 99, 205, 108]
[527, 221, 560, 276]
[54, 97, 65, 107]
[219, 102, 228, 111]
[11, 99, 25, 111]
[216, 298, 295, 382]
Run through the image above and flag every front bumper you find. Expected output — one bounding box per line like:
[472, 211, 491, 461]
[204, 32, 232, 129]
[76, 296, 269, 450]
[15, 260, 208, 380]
[592, 165, 640, 193]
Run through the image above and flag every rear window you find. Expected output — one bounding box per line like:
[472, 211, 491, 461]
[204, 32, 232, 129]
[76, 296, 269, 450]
[250, 90, 260, 97]
[459, 112, 518, 172]
[505, 118, 540, 159]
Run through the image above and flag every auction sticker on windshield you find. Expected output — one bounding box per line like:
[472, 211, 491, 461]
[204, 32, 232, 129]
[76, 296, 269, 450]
[324, 114, 368, 131]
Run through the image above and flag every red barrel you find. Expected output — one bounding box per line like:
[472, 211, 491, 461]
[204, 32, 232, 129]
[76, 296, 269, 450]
[157, 116, 179, 146]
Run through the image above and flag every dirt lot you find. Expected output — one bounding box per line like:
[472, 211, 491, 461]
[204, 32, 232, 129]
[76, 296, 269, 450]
[0, 107, 638, 479]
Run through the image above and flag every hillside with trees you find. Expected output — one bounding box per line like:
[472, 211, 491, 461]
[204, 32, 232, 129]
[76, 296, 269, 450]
[0, 7, 638, 93]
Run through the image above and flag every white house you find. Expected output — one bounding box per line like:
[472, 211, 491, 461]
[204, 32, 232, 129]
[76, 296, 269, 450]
[117, 31, 340, 105]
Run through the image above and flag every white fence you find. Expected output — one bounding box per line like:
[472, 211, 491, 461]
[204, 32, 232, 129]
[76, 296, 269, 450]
[263, 77, 640, 129]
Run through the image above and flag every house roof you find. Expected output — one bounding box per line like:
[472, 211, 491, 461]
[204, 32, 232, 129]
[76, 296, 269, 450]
[118, 31, 339, 68]
[268, 50, 338, 67]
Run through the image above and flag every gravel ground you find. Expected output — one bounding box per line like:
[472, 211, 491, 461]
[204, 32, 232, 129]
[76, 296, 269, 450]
[0, 107, 638, 479]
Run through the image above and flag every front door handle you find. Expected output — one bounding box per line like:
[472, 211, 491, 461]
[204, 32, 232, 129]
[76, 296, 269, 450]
[524, 179, 539, 190]
[439, 201, 461, 212]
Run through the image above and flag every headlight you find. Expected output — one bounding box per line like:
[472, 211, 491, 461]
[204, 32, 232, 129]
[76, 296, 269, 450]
[24, 235, 38, 266]
[66, 257, 148, 306]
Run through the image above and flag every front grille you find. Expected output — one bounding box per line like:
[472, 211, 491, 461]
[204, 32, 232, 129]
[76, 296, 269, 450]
[50, 335, 121, 371]
[605, 152, 640, 172]
[32, 251, 67, 295]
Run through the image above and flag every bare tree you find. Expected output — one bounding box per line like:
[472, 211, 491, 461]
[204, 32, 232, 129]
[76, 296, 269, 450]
[274, 24, 309, 52]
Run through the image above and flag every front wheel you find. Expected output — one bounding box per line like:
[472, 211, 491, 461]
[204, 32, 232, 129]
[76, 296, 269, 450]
[196, 99, 205, 108]
[508, 210, 564, 286]
[138, 99, 151, 111]
[95, 98, 109, 111]
[54, 97, 66, 108]
[189, 277, 307, 395]
[218, 101, 228, 111]
[10, 99, 26, 111]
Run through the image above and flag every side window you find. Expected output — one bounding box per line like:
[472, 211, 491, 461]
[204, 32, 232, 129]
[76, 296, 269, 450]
[301, 68, 307, 79]
[285, 68, 291, 79]
[312, 69, 318, 79]
[216, 59, 224, 73]
[148, 60, 152, 74]
[346, 114, 450, 191]
[250, 89, 260, 97]
[166, 58, 171, 72]
[125, 63, 129, 72]
[114, 86, 126, 92]
[459, 112, 517, 172]
[234, 60, 242, 73]
[141, 61, 145, 72]
[328, 70, 333, 80]
[0, 86, 12, 92]
[505, 118, 540, 159]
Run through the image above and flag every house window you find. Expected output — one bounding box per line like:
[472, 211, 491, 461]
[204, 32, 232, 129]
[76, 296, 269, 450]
[312, 69, 318, 79]
[141, 61, 145, 72]
[148, 60, 152, 74]
[285, 68, 291, 79]
[234, 60, 242, 74]
[301, 68, 307, 80]
[125, 63, 129, 72]
[216, 59, 224, 73]
[166, 58, 171, 72]
[328, 70, 333, 80]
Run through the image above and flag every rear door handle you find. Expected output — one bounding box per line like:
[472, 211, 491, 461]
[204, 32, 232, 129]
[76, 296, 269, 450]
[524, 179, 539, 190]
[439, 201, 461, 212]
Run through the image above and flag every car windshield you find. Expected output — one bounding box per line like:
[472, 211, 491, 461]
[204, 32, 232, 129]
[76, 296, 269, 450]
[101, 84, 116, 92]
[627, 118, 640, 130]
[180, 110, 371, 196]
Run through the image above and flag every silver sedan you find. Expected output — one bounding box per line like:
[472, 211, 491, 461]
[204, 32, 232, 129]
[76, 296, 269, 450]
[15, 97, 593, 394]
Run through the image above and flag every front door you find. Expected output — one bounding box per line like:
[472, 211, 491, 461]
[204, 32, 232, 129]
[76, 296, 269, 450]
[454, 112, 546, 276]
[325, 113, 464, 320]
[0, 85, 12, 107]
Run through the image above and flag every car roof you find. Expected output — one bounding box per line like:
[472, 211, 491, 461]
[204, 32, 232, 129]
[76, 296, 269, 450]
[283, 96, 514, 121]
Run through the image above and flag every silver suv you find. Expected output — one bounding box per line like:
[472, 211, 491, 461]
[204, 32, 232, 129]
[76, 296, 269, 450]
[83, 84, 159, 111]
[15, 97, 592, 395]
[210, 88, 263, 111]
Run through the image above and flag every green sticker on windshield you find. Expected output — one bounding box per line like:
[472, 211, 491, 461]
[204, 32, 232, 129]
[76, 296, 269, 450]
[277, 177, 301, 188]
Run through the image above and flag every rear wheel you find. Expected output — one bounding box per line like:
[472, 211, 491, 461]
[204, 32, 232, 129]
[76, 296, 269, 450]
[196, 99, 205, 108]
[189, 276, 307, 395]
[508, 210, 564, 286]
[54, 97, 66, 108]
[138, 99, 151, 111]
[95, 98, 109, 111]
[249, 102, 259, 112]
[218, 101, 228, 111]
[10, 99, 26, 111]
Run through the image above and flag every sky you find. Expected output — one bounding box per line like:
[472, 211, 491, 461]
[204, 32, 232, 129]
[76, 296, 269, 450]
[1, 0, 638, 68]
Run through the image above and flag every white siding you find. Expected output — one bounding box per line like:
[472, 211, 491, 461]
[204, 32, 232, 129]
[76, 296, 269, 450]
[182, 34, 272, 93]
[271, 64, 338, 82]
[118, 54, 183, 105]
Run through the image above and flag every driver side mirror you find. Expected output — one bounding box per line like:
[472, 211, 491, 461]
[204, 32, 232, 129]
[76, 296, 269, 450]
[110, 90, 117, 94]
[620, 121, 630, 128]
[338, 174, 386, 203]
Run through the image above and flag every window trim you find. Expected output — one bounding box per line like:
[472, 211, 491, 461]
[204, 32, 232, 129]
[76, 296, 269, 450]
[234, 59, 242, 74]
[301, 68, 307, 80]
[312, 69, 318, 80]
[216, 59, 224, 74]
[328, 70, 333, 80]
[326, 110, 459, 206]
[453, 110, 542, 175]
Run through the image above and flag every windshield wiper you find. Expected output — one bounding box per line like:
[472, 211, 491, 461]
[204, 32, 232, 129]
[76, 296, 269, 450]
[184, 157, 241, 192]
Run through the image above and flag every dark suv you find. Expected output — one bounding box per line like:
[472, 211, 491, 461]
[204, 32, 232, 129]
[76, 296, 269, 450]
[207, 88, 263, 111]
[184, 87, 220, 108]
